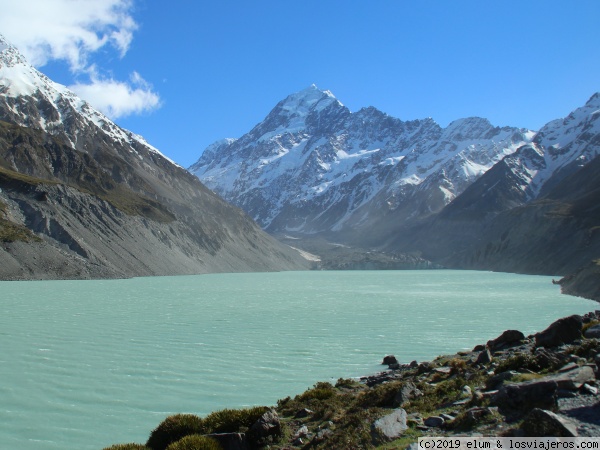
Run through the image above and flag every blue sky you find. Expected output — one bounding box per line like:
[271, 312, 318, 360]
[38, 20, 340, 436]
[1, 0, 599, 167]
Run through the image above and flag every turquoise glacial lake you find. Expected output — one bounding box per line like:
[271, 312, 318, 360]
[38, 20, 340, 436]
[0, 270, 596, 449]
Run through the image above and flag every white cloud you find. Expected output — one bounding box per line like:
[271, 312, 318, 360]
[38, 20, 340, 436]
[0, 0, 137, 70]
[70, 72, 161, 119]
[0, 0, 161, 118]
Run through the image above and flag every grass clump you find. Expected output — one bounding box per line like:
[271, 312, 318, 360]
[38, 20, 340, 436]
[448, 407, 501, 432]
[201, 406, 269, 434]
[378, 427, 423, 450]
[356, 380, 403, 408]
[508, 373, 543, 383]
[568, 338, 600, 358]
[296, 382, 337, 402]
[405, 377, 468, 414]
[165, 435, 222, 450]
[146, 414, 204, 450]
[0, 218, 41, 243]
[494, 353, 539, 373]
[145, 407, 270, 450]
[448, 357, 468, 375]
[335, 377, 360, 389]
[103, 444, 150, 450]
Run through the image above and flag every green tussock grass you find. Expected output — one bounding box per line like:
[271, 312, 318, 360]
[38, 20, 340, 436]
[0, 218, 41, 243]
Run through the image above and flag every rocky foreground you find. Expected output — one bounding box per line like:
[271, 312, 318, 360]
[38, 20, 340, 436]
[104, 311, 600, 450]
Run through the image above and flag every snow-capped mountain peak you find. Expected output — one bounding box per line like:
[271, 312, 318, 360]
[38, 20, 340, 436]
[0, 34, 14, 56]
[190, 86, 533, 238]
[281, 84, 339, 113]
[0, 33, 176, 165]
[252, 84, 346, 141]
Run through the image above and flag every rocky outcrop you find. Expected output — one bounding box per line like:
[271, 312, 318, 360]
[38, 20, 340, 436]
[534, 315, 583, 348]
[492, 379, 558, 412]
[521, 409, 579, 437]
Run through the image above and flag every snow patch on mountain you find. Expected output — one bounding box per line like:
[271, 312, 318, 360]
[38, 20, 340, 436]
[496, 93, 600, 200]
[0, 34, 177, 166]
[191, 85, 534, 235]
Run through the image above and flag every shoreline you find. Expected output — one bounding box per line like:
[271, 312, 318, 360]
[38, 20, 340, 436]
[104, 310, 600, 449]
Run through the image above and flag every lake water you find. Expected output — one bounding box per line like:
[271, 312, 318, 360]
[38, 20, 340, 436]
[0, 270, 596, 449]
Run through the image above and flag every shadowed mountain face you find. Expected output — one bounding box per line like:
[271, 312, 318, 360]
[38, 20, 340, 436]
[389, 94, 600, 281]
[0, 35, 308, 279]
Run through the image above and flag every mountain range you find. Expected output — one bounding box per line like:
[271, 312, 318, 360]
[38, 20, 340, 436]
[191, 86, 600, 299]
[1, 29, 598, 298]
[0, 35, 309, 279]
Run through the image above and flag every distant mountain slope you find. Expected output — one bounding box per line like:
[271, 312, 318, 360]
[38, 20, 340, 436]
[0, 35, 308, 279]
[190, 85, 533, 242]
[390, 93, 600, 280]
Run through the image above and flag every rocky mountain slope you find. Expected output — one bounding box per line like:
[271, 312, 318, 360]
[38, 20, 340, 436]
[0, 35, 309, 279]
[390, 94, 600, 282]
[191, 85, 534, 243]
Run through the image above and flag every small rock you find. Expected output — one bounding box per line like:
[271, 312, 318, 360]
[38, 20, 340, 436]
[535, 347, 566, 371]
[473, 344, 486, 352]
[295, 425, 309, 438]
[247, 410, 281, 447]
[584, 324, 600, 339]
[371, 408, 408, 443]
[440, 413, 455, 421]
[492, 379, 558, 411]
[417, 362, 433, 374]
[314, 428, 333, 442]
[434, 366, 452, 375]
[521, 408, 578, 437]
[382, 355, 399, 365]
[461, 385, 472, 398]
[476, 348, 493, 364]
[294, 408, 314, 418]
[558, 362, 580, 372]
[487, 330, 525, 351]
[394, 381, 423, 407]
[534, 315, 583, 348]
[545, 365, 596, 390]
[582, 383, 598, 395]
[486, 370, 518, 390]
[205, 433, 247, 450]
[559, 389, 580, 398]
[459, 407, 493, 428]
[423, 416, 445, 427]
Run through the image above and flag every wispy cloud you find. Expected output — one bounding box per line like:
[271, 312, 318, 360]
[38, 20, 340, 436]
[0, 0, 161, 119]
[70, 71, 161, 119]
